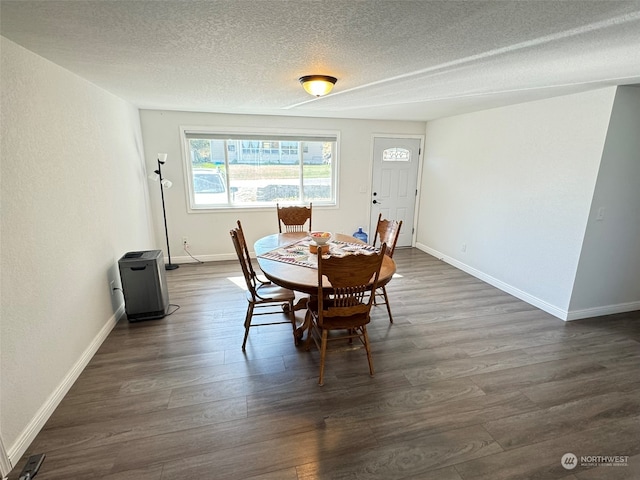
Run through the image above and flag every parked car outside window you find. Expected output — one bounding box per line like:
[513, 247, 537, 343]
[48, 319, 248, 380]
[193, 169, 227, 205]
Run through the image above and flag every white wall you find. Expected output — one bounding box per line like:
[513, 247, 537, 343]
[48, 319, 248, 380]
[417, 88, 617, 319]
[139, 110, 425, 260]
[0, 37, 154, 465]
[569, 86, 640, 317]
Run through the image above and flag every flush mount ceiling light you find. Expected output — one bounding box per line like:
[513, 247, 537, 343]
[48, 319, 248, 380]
[299, 75, 337, 97]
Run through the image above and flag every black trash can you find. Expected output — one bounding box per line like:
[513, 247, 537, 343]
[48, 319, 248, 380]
[118, 250, 169, 321]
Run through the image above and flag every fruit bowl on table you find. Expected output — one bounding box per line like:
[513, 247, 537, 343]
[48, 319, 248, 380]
[309, 231, 332, 245]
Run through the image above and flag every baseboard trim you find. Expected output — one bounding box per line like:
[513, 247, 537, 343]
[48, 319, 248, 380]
[415, 243, 569, 320]
[7, 304, 125, 466]
[168, 253, 237, 265]
[176, 245, 638, 322]
[0, 436, 11, 480]
[169, 250, 269, 265]
[565, 301, 640, 321]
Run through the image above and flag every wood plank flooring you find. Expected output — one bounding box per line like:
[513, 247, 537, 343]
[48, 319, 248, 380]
[10, 248, 640, 479]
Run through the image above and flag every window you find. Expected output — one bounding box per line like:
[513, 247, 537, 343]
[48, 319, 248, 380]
[182, 128, 338, 209]
[382, 147, 411, 162]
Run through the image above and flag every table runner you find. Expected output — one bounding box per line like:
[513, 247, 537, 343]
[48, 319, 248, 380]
[258, 237, 379, 269]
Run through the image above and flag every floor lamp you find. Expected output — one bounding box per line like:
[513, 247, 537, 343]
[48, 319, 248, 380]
[154, 153, 179, 270]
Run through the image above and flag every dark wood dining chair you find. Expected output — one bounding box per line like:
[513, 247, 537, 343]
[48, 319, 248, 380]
[277, 203, 312, 233]
[305, 244, 386, 385]
[372, 213, 403, 323]
[230, 220, 296, 351]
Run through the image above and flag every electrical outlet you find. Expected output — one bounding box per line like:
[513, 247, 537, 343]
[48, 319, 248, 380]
[461, 243, 467, 253]
[182, 237, 189, 248]
[110, 280, 115, 296]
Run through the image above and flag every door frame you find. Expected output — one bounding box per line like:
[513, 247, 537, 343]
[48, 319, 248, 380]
[368, 134, 425, 247]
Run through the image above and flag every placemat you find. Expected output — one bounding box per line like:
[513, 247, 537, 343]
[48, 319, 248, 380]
[258, 237, 378, 269]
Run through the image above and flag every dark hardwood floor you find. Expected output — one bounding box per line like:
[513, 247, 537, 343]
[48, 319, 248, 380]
[10, 248, 640, 479]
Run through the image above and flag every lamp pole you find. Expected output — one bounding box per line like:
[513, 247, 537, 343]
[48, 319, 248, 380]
[155, 155, 179, 270]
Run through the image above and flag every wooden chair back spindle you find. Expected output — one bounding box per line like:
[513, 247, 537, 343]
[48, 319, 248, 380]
[277, 203, 312, 233]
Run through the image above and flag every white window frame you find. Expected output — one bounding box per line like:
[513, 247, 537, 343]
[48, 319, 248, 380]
[180, 126, 339, 212]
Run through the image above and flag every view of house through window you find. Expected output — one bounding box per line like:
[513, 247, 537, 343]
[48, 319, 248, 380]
[183, 130, 337, 209]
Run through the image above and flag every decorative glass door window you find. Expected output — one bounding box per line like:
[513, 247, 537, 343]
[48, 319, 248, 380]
[382, 147, 411, 162]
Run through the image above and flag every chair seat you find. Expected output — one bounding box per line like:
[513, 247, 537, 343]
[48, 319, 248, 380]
[251, 283, 295, 303]
[308, 300, 371, 329]
[309, 309, 370, 329]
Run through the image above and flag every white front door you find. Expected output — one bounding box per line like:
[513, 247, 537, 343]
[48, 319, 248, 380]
[370, 136, 422, 248]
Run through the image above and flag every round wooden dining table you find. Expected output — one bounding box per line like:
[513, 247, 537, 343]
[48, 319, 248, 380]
[254, 232, 396, 293]
[254, 232, 396, 343]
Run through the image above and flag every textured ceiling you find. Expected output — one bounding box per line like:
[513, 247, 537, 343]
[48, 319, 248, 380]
[2, 0, 640, 121]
